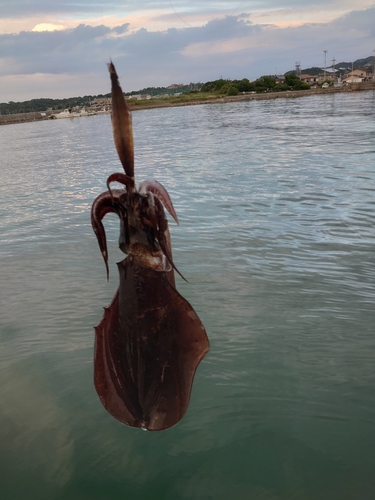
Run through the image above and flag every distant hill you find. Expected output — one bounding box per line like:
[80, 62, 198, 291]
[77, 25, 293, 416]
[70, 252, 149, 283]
[297, 67, 322, 76]
[334, 56, 374, 70]
[299, 56, 374, 75]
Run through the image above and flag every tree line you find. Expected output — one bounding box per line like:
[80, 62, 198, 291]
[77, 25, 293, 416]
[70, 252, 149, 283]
[201, 73, 310, 96]
[0, 95, 108, 115]
[0, 74, 311, 115]
[125, 82, 203, 97]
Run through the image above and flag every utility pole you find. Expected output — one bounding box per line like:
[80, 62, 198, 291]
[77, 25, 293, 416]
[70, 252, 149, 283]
[323, 50, 328, 81]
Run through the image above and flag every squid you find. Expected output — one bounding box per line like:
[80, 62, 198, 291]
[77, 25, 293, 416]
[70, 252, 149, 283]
[91, 62, 209, 431]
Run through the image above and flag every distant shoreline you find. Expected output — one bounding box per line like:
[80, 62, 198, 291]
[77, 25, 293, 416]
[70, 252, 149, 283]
[1, 83, 374, 126]
[130, 84, 375, 111]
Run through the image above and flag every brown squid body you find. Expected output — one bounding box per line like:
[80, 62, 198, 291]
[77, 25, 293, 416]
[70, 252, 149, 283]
[91, 63, 209, 431]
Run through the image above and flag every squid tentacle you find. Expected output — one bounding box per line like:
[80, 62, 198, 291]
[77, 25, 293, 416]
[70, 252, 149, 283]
[153, 196, 187, 282]
[138, 179, 179, 224]
[91, 189, 125, 279]
[106, 172, 135, 196]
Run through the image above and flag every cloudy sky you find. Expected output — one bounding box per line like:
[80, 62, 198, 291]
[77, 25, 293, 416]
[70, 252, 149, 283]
[1, 0, 374, 102]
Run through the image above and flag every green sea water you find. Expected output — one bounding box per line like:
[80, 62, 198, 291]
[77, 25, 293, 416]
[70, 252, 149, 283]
[1, 92, 375, 499]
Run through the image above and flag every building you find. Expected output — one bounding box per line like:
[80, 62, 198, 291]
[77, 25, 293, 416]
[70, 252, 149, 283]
[298, 73, 331, 87]
[343, 68, 373, 83]
[299, 74, 317, 84]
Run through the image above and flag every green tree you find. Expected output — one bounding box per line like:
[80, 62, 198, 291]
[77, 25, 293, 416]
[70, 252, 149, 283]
[227, 85, 239, 96]
[284, 73, 310, 90]
[201, 79, 231, 93]
[239, 78, 252, 92]
[255, 76, 277, 92]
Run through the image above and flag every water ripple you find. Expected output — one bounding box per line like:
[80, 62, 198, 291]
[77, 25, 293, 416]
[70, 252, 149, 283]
[1, 92, 375, 498]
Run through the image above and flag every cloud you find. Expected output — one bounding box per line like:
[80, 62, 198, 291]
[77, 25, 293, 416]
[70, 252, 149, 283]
[1, 0, 137, 17]
[32, 23, 65, 32]
[112, 23, 130, 34]
[0, 7, 374, 102]
[0, 17, 256, 78]
[2, 0, 374, 21]
[0, 24, 132, 77]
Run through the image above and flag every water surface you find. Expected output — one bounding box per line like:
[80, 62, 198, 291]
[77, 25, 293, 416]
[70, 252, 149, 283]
[1, 91, 375, 499]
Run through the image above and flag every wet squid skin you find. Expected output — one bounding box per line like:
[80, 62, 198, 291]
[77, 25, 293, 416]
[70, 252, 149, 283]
[91, 62, 209, 431]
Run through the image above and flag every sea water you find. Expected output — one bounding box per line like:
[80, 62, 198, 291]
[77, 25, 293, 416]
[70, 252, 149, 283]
[1, 91, 375, 499]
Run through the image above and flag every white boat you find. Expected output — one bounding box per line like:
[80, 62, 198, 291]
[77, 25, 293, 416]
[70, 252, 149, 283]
[52, 108, 96, 119]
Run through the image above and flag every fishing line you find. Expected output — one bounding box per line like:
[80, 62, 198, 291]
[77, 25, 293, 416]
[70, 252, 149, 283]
[227, 0, 250, 18]
[168, 0, 193, 27]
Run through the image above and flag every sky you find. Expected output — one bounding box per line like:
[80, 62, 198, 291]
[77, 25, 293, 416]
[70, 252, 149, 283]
[0, 0, 375, 102]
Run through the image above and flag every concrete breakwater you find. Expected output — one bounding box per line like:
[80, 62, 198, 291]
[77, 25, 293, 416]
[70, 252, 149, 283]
[0, 110, 56, 125]
[1, 83, 374, 126]
[0, 109, 107, 125]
